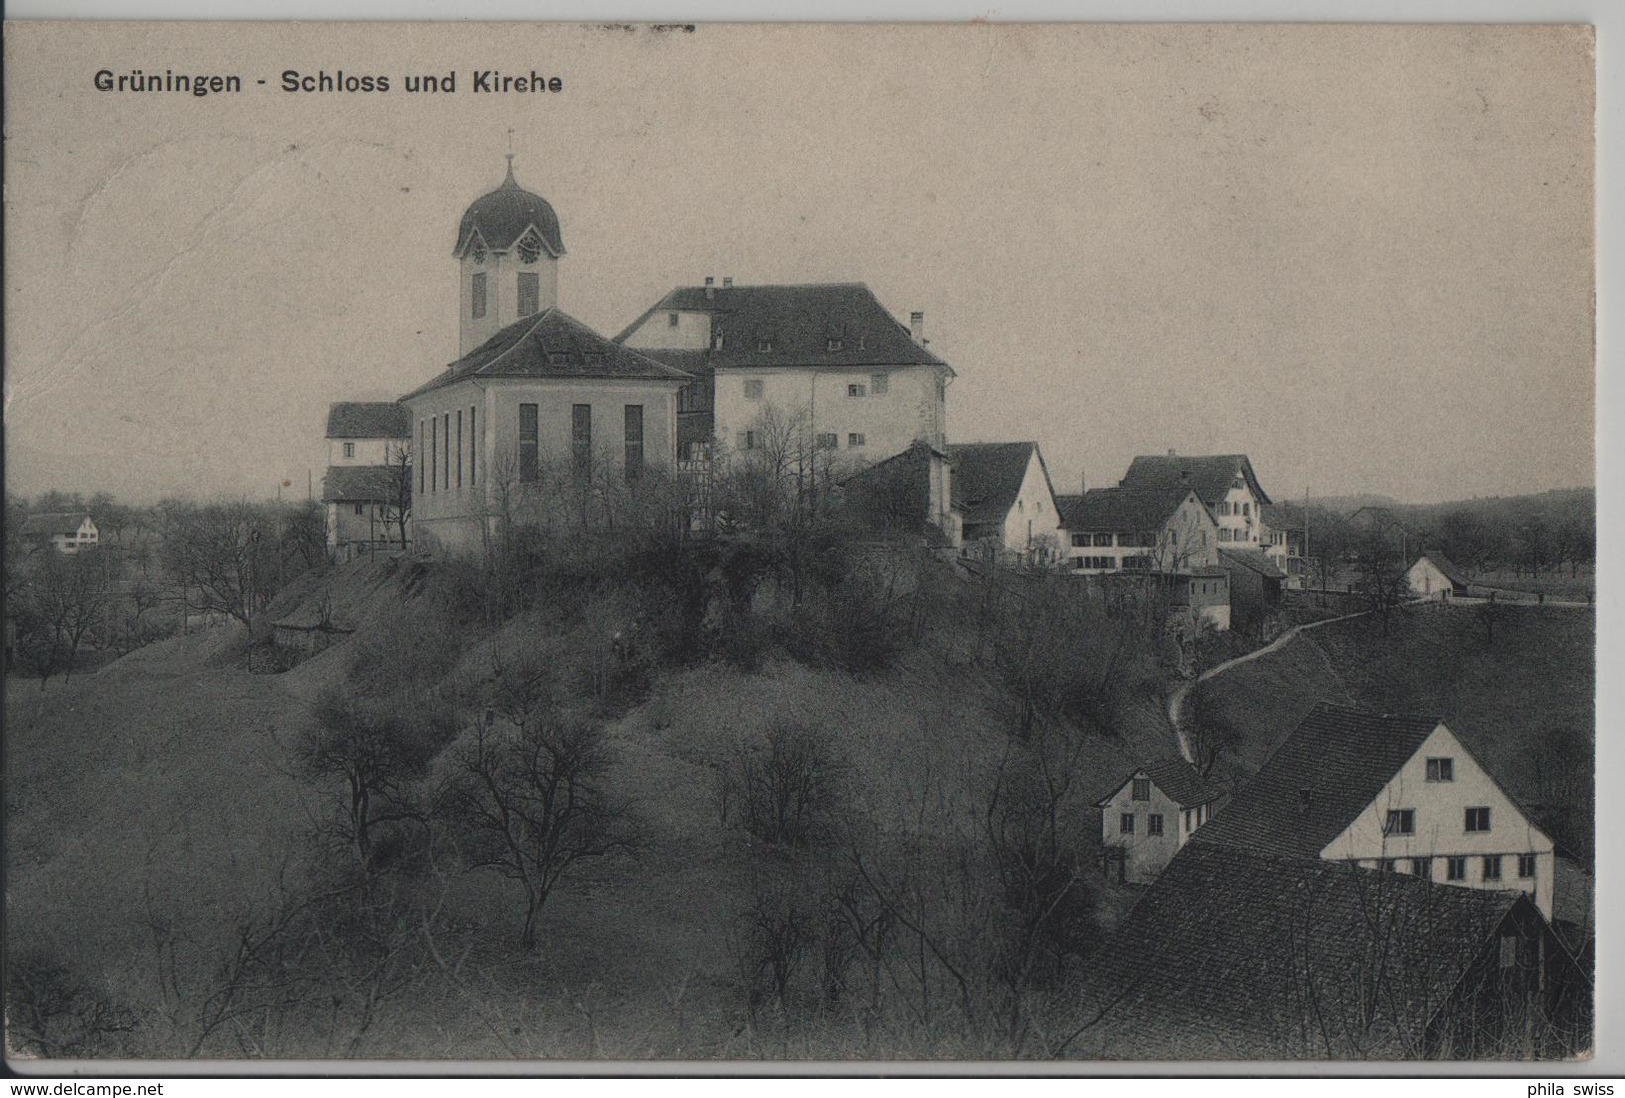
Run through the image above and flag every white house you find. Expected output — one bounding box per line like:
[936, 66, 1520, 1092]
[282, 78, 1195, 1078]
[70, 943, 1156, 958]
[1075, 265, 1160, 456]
[401, 161, 692, 554]
[1056, 487, 1220, 575]
[1117, 452, 1274, 551]
[616, 281, 953, 465]
[21, 512, 99, 554]
[1095, 758, 1224, 884]
[1407, 551, 1471, 600]
[947, 442, 1062, 566]
[322, 401, 411, 558]
[1194, 703, 1556, 919]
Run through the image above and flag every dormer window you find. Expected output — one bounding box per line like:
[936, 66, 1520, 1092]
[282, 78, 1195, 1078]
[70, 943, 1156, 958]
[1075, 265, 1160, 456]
[517, 229, 542, 265]
[757, 338, 774, 353]
[827, 337, 844, 352]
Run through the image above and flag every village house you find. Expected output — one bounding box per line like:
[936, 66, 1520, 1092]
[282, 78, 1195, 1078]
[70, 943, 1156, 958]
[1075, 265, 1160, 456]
[1194, 703, 1557, 919]
[1260, 503, 1310, 588]
[1407, 550, 1471, 600]
[321, 401, 411, 559]
[1094, 758, 1224, 884]
[615, 281, 952, 466]
[401, 160, 693, 554]
[1117, 452, 1275, 551]
[1073, 842, 1587, 1060]
[947, 442, 1061, 565]
[1056, 487, 1220, 575]
[20, 512, 99, 555]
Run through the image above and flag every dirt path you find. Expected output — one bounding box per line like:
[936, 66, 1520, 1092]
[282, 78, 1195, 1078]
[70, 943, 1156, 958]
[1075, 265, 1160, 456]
[1165, 605, 1381, 764]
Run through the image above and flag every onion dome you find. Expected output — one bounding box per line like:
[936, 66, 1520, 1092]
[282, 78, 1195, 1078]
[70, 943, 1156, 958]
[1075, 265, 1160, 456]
[454, 157, 565, 258]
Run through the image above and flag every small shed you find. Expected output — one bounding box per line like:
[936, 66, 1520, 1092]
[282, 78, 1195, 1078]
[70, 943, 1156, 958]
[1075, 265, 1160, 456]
[1406, 551, 1470, 600]
[1219, 547, 1286, 634]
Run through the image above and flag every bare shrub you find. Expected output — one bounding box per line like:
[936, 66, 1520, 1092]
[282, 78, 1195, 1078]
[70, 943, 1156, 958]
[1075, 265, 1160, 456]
[724, 721, 849, 847]
[5, 952, 136, 1058]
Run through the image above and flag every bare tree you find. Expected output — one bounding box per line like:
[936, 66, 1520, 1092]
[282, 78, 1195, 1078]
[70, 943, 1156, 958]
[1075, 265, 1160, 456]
[378, 442, 413, 551]
[446, 648, 642, 949]
[157, 500, 285, 629]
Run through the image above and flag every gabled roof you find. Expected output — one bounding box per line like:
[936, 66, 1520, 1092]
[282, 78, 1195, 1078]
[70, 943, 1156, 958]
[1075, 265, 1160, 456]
[1412, 551, 1471, 588]
[947, 442, 1053, 527]
[326, 402, 410, 440]
[403, 308, 693, 400]
[1118, 453, 1273, 507]
[322, 465, 400, 504]
[1192, 703, 1443, 860]
[1059, 487, 1200, 534]
[20, 512, 93, 537]
[1076, 843, 1534, 1059]
[1094, 757, 1223, 808]
[1218, 547, 1288, 580]
[614, 283, 949, 371]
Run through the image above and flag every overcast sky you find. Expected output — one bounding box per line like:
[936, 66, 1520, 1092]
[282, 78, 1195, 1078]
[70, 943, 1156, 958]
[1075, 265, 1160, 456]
[3, 22, 1594, 505]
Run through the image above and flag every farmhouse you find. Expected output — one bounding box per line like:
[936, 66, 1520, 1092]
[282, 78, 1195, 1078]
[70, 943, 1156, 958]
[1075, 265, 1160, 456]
[322, 401, 410, 558]
[1056, 487, 1219, 575]
[1117, 452, 1274, 551]
[401, 160, 693, 554]
[1075, 843, 1587, 1059]
[947, 442, 1061, 565]
[1407, 551, 1471, 600]
[1194, 703, 1557, 919]
[20, 512, 99, 555]
[1094, 758, 1224, 884]
[616, 281, 953, 467]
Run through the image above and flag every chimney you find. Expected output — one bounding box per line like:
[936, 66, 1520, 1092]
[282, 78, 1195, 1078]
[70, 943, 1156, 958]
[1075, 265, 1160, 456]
[704, 276, 715, 300]
[910, 311, 925, 343]
[722, 276, 733, 288]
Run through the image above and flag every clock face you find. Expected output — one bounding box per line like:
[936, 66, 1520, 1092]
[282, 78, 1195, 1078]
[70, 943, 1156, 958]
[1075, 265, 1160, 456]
[517, 231, 541, 265]
[472, 240, 487, 265]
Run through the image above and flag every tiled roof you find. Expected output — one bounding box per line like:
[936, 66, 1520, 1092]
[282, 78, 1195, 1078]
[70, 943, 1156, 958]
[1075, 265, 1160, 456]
[1059, 487, 1197, 533]
[1076, 843, 1528, 1059]
[614, 283, 949, 371]
[1219, 547, 1288, 580]
[1192, 703, 1442, 860]
[20, 512, 92, 537]
[1095, 757, 1223, 808]
[948, 442, 1049, 527]
[321, 465, 399, 504]
[454, 165, 565, 257]
[1119, 453, 1273, 507]
[1413, 552, 1471, 588]
[326, 402, 410, 440]
[403, 308, 693, 400]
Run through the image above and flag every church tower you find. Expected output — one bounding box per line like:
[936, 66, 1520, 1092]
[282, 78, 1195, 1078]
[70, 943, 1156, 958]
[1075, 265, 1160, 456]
[453, 155, 566, 355]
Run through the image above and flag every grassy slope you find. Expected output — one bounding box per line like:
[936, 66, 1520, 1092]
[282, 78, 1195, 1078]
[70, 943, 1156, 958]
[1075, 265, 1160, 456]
[1199, 602, 1595, 803]
[8, 557, 1176, 1058]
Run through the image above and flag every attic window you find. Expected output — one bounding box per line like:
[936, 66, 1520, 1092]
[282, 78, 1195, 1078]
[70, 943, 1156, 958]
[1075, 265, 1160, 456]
[668, 312, 680, 327]
[1131, 778, 1151, 802]
[1426, 757, 1454, 782]
[472, 240, 487, 265]
[1384, 809, 1415, 836]
[517, 230, 542, 265]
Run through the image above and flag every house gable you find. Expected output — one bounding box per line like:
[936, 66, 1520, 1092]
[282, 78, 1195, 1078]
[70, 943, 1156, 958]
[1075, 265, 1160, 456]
[1319, 723, 1555, 917]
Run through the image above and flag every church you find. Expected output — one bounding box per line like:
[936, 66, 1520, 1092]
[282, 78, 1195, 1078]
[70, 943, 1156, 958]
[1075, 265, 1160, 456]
[400, 157, 695, 554]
